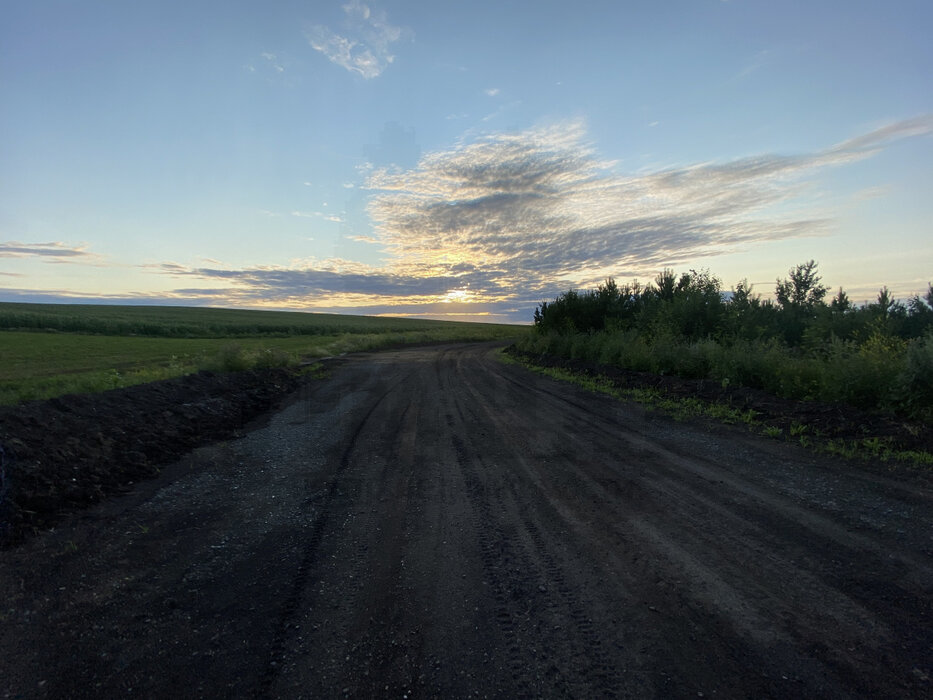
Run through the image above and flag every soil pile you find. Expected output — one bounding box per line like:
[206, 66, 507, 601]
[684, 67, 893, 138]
[0, 368, 302, 548]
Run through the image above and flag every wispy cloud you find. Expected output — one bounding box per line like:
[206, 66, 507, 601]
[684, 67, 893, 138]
[141, 116, 932, 319]
[481, 100, 522, 123]
[306, 0, 407, 79]
[154, 261, 505, 303]
[247, 51, 296, 84]
[291, 210, 345, 223]
[365, 116, 933, 292]
[0, 241, 97, 262]
[736, 49, 772, 80]
[485, 88, 500, 97]
[260, 52, 286, 73]
[829, 114, 933, 154]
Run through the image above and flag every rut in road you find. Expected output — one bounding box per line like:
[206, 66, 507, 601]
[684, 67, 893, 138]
[258, 368, 418, 693]
[0, 343, 931, 699]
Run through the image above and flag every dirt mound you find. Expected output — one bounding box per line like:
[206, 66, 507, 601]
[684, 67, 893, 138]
[0, 368, 303, 548]
[506, 346, 933, 456]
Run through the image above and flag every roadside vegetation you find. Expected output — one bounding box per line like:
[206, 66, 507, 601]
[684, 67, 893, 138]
[502, 352, 933, 469]
[518, 261, 933, 425]
[0, 303, 525, 405]
[509, 256, 933, 468]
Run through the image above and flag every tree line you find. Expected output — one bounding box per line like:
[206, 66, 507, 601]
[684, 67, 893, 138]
[523, 261, 933, 420]
[533, 260, 933, 345]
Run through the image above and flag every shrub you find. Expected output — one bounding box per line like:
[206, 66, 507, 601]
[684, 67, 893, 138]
[893, 334, 933, 421]
[525, 263, 933, 419]
[252, 347, 295, 369]
[707, 339, 781, 392]
[217, 343, 252, 372]
[611, 331, 652, 372]
[820, 334, 905, 409]
[214, 343, 296, 372]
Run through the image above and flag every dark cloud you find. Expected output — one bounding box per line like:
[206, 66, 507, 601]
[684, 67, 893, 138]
[161, 264, 510, 300]
[0, 241, 93, 260]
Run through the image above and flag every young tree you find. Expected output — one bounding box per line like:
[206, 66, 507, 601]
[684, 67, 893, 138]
[830, 287, 852, 314]
[775, 260, 830, 345]
[653, 268, 677, 303]
[775, 260, 828, 312]
[726, 279, 770, 340]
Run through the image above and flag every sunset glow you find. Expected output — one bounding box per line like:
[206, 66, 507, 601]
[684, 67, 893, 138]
[2, 2, 931, 322]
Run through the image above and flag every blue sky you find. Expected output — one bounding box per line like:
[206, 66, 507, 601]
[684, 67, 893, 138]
[2, 0, 931, 322]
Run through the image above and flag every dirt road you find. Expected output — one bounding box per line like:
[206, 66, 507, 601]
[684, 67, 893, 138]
[1, 343, 931, 698]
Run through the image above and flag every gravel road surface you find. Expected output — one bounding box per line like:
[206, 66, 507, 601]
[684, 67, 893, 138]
[1, 342, 931, 698]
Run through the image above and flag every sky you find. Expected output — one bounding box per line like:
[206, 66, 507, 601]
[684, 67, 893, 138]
[1, 0, 931, 323]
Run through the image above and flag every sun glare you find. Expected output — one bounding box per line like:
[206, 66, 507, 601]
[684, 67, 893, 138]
[442, 289, 472, 303]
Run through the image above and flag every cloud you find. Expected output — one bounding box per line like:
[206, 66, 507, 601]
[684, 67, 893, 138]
[306, 0, 406, 79]
[0, 241, 97, 262]
[481, 100, 522, 123]
[142, 116, 932, 320]
[155, 261, 509, 302]
[829, 114, 933, 154]
[347, 234, 382, 244]
[485, 88, 500, 97]
[736, 49, 771, 80]
[261, 52, 285, 72]
[291, 210, 345, 223]
[365, 117, 932, 290]
[248, 51, 296, 84]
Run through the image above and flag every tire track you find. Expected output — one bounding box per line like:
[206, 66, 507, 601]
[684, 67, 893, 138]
[453, 353, 628, 695]
[258, 369, 416, 695]
[449, 431, 554, 697]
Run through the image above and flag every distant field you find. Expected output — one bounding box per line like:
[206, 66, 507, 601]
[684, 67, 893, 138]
[0, 302, 515, 337]
[0, 303, 526, 404]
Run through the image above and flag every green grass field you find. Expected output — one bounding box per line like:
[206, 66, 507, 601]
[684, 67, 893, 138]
[0, 303, 526, 405]
[0, 301, 515, 337]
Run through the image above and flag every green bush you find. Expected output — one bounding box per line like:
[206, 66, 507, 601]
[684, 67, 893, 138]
[252, 347, 295, 369]
[776, 355, 823, 401]
[215, 343, 249, 371]
[893, 334, 933, 420]
[820, 335, 905, 409]
[214, 343, 296, 372]
[622, 334, 655, 372]
[569, 334, 592, 361]
[708, 338, 781, 391]
[522, 265, 933, 421]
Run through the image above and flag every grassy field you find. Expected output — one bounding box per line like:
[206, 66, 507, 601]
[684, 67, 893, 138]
[0, 303, 526, 405]
[0, 301, 514, 337]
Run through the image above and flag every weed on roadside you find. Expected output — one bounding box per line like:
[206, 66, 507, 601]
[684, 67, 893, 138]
[502, 351, 933, 470]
